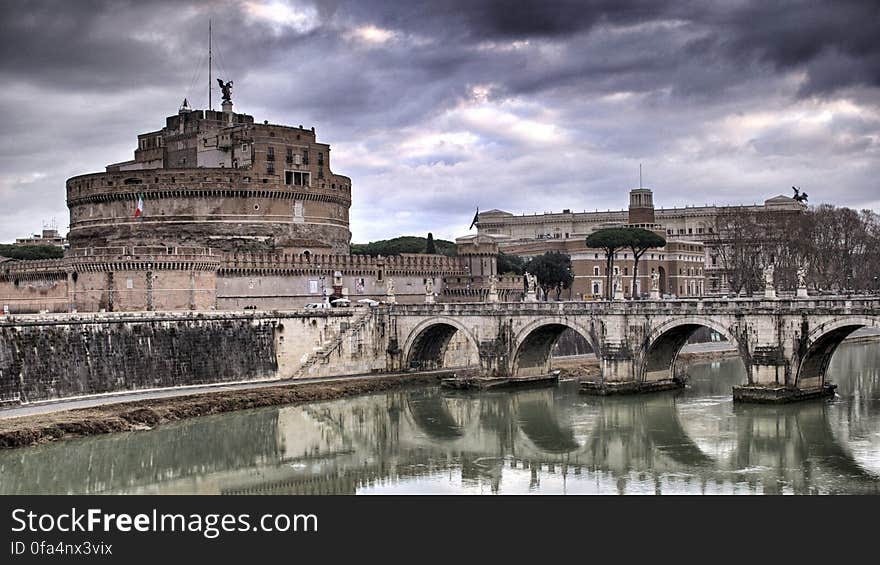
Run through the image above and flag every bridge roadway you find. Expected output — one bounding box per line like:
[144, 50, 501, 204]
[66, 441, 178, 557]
[385, 296, 880, 402]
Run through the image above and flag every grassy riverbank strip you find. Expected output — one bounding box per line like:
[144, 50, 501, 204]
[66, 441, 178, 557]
[0, 372, 444, 449]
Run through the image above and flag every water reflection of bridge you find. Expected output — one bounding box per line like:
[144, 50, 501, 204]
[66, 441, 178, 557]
[3, 380, 879, 495]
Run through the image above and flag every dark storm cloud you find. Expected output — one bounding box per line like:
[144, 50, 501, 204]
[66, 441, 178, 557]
[0, 0, 878, 243]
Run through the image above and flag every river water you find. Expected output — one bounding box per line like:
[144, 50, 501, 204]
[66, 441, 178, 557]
[2, 341, 879, 495]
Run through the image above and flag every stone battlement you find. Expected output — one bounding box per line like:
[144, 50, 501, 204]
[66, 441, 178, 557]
[0, 308, 354, 327]
[219, 252, 468, 276]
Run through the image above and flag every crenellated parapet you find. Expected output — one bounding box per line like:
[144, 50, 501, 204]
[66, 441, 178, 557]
[0, 259, 68, 282]
[67, 169, 351, 207]
[218, 252, 468, 277]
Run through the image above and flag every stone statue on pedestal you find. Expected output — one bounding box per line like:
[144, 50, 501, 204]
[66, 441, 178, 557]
[612, 271, 623, 300]
[524, 271, 538, 302]
[796, 265, 808, 298]
[487, 274, 499, 303]
[763, 265, 776, 299]
[649, 271, 661, 299]
[424, 278, 435, 304]
[386, 277, 396, 304]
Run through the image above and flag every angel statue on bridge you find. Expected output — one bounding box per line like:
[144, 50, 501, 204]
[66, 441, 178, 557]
[763, 264, 775, 289]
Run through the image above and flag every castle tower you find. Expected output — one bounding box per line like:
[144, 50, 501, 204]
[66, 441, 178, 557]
[628, 188, 655, 225]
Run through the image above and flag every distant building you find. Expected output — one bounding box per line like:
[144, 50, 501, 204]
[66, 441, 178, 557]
[14, 229, 66, 248]
[478, 189, 806, 296]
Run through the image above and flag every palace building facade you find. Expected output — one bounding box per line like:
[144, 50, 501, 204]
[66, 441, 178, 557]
[478, 188, 807, 296]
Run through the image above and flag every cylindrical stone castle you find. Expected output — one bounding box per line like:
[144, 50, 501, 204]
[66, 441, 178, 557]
[66, 101, 351, 255]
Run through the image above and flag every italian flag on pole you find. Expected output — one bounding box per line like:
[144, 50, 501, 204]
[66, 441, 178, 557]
[134, 193, 144, 218]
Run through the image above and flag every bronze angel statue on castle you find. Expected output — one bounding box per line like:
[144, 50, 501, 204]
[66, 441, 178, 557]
[217, 78, 233, 102]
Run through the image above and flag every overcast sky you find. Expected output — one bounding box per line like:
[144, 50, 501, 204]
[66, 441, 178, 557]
[1, 0, 878, 244]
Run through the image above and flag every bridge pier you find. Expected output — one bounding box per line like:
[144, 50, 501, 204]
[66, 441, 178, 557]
[732, 383, 837, 403]
[733, 342, 837, 404]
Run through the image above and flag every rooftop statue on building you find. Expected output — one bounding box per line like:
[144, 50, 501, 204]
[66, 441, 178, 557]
[217, 78, 233, 102]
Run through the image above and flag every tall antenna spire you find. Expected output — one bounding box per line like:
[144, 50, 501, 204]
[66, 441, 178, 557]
[208, 18, 212, 110]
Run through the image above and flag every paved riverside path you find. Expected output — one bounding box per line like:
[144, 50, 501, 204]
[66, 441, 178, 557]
[0, 369, 456, 421]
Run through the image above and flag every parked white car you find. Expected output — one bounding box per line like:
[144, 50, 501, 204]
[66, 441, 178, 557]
[356, 298, 381, 307]
[331, 298, 352, 307]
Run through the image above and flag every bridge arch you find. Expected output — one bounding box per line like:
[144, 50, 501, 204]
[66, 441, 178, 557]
[402, 317, 479, 370]
[512, 318, 599, 377]
[796, 316, 880, 388]
[639, 316, 743, 383]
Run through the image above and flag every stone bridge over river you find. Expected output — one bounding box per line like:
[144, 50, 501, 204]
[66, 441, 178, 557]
[383, 297, 880, 402]
[1, 297, 879, 405]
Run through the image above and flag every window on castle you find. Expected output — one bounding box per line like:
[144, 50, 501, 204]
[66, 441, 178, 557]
[286, 148, 293, 163]
[593, 266, 600, 276]
[267, 146, 275, 161]
[317, 152, 324, 166]
[318, 168, 324, 180]
[267, 163, 275, 175]
[303, 149, 309, 165]
[285, 171, 310, 186]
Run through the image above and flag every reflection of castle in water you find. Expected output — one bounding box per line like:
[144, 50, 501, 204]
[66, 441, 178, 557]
[3, 369, 880, 495]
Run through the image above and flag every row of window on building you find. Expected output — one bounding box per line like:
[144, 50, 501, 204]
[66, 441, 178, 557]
[266, 147, 323, 166]
[666, 226, 713, 236]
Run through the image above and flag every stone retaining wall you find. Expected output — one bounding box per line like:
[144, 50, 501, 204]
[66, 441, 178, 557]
[0, 310, 378, 404]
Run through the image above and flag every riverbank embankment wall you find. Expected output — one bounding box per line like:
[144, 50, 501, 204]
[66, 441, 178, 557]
[0, 310, 386, 404]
